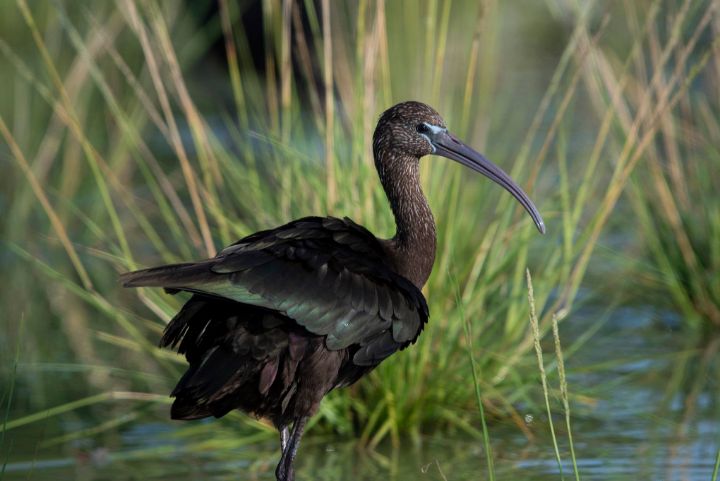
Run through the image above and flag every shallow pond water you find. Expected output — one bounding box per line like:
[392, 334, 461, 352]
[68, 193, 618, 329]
[4, 306, 719, 481]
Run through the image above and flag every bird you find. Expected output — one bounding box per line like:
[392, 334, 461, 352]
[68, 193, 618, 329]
[120, 101, 545, 481]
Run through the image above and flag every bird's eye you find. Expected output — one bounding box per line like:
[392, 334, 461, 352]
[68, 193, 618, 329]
[416, 123, 430, 134]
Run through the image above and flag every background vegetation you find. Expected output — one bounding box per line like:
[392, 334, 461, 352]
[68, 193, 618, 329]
[1, 0, 718, 479]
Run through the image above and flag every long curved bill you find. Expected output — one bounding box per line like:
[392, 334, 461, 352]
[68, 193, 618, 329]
[431, 130, 545, 234]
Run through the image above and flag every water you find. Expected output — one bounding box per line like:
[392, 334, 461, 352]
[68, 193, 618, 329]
[3, 306, 719, 480]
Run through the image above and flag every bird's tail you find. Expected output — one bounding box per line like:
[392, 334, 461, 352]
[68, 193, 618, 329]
[119, 261, 215, 289]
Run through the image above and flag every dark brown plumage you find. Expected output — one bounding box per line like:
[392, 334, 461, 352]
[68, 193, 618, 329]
[120, 101, 544, 481]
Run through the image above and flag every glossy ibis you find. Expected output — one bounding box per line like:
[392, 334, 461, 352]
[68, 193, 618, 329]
[120, 101, 544, 481]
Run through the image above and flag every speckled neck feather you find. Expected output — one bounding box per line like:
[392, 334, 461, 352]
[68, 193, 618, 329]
[373, 147, 437, 289]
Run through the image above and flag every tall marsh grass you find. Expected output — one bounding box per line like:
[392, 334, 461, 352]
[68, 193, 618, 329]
[594, 0, 720, 330]
[1, 0, 717, 450]
[545, 0, 720, 332]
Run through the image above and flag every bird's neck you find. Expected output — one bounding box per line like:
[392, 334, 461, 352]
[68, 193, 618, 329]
[376, 151, 437, 288]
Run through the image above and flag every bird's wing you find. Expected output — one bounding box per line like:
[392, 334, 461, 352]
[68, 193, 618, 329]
[120, 216, 428, 365]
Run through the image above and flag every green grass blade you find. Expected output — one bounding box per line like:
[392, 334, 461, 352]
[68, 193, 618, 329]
[453, 271, 495, 481]
[527, 269, 565, 480]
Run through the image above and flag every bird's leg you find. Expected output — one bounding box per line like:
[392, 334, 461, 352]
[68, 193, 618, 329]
[283, 417, 308, 481]
[280, 425, 290, 452]
[275, 417, 308, 481]
[275, 428, 292, 481]
[275, 425, 290, 481]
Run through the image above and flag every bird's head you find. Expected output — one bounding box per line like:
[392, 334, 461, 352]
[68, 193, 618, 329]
[373, 101, 545, 234]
